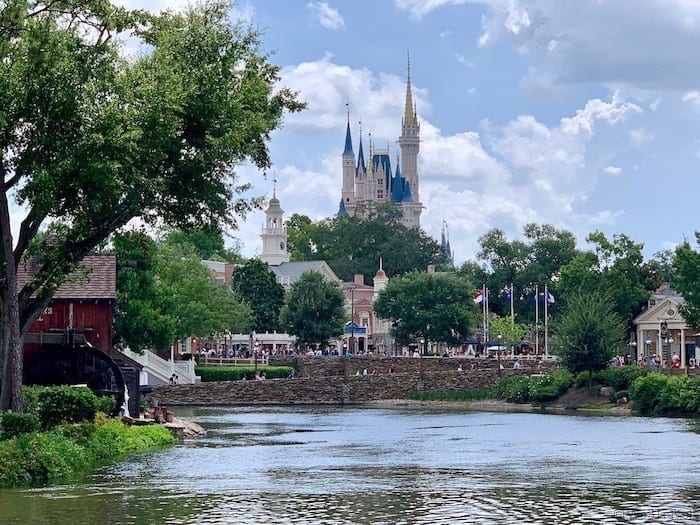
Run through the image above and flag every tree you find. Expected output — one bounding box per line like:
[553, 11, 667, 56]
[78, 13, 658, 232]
[558, 231, 650, 327]
[156, 243, 252, 340]
[554, 291, 625, 390]
[670, 234, 700, 331]
[476, 224, 579, 322]
[279, 271, 345, 350]
[232, 258, 285, 333]
[285, 214, 450, 283]
[0, 0, 302, 411]
[373, 271, 475, 350]
[113, 230, 175, 351]
[113, 231, 252, 350]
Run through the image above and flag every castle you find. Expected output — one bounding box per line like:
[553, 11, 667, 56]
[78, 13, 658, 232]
[337, 60, 423, 228]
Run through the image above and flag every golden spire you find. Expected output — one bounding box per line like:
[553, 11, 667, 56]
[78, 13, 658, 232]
[403, 52, 417, 127]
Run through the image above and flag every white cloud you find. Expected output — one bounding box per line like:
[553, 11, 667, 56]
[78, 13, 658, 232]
[682, 90, 700, 111]
[586, 209, 625, 226]
[396, 0, 700, 91]
[307, 2, 345, 30]
[629, 128, 654, 147]
[439, 30, 453, 39]
[604, 166, 622, 176]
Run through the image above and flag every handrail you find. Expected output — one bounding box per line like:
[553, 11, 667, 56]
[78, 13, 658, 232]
[201, 355, 269, 367]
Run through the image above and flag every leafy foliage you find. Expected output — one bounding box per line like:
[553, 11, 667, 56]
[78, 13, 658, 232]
[285, 213, 451, 283]
[0, 418, 175, 488]
[279, 271, 346, 349]
[558, 231, 652, 326]
[0, 0, 303, 411]
[554, 291, 626, 378]
[232, 259, 286, 332]
[629, 373, 700, 416]
[23, 386, 99, 430]
[374, 271, 475, 348]
[0, 412, 40, 439]
[670, 234, 700, 331]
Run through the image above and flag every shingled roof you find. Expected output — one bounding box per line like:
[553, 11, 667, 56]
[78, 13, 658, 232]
[17, 254, 116, 300]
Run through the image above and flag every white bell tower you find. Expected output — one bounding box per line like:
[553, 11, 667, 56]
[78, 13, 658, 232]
[260, 178, 289, 266]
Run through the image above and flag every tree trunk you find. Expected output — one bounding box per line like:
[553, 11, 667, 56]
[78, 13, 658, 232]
[0, 186, 23, 412]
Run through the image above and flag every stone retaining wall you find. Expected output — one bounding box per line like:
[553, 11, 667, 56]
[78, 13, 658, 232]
[151, 356, 553, 406]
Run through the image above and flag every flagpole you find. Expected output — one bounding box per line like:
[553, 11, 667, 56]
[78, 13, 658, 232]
[544, 284, 549, 357]
[482, 283, 486, 350]
[485, 286, 490, 343]
[535, 284, 539, 355]
[510, 282, 514, 319]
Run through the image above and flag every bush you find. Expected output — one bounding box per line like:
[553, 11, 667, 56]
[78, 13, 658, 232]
[0, 418, 176, 488]
[529, 370, 573, 402]
[599, 366, 646, 391]
[95, 395, 116, 415]
[494, 376, 531, 403]
[411, 388, 495, 401]
[0, 413, 40, 439]
[630, 374, 700, 416]
[196, 366, 294, 381]
[23, 386, 99, 430]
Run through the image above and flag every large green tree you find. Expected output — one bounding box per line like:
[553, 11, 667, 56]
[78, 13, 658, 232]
[374, 271, 475, 350]
[474, 224, 579, 322]
[232, 258, 285, 333]
[0, 0, 302, 411]
[558, 231, 651, 327]
[670, 233, 700, 331]
[285, 213, 450, 283]
[554, 291, 625, 389]
[113, 230, 175, 352]
[279, 271, 345, 350]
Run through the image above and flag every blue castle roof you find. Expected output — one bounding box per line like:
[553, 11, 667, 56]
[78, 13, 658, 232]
[343, 122, 353, 156]
[337, 198, 347, 216]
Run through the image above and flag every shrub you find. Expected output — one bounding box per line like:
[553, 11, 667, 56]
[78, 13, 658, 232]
[0, 413, 40, 439]
[411, 388, 495, 401]
[529, 370, 573, 402]
[196, 366, 294, 381]
[494, 376, 531, 403]
[630, 373, 668, 415]
[0, 419, 176, 488]
[95, 395, 117, 415]
[614, 390, 629, 402]
[23, 386, 99, 430]
[599, 366, 646, 391]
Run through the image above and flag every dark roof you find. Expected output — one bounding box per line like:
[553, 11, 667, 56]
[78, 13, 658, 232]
[343, 122, 353, 156]
[356, 137, 366, 175]
[337, 198, 348, 216]
[17, 254, 116, 300]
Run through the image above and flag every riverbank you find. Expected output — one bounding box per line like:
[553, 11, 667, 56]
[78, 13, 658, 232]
[367, 386, 634, 416]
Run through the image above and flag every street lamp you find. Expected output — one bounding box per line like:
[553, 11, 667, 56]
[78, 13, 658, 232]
[342, 340, 347, 357]
[418, 337, 425, 356]
[351, 285, 355, 355]
[497, 332, 503, 377]
[254, 339, 260, 371]
[628, 333, 637, 364]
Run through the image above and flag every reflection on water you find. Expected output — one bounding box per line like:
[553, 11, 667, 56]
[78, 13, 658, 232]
[1, 407, 699, 524]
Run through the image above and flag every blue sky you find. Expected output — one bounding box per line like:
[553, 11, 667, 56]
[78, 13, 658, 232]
[114, 1, 700, 264]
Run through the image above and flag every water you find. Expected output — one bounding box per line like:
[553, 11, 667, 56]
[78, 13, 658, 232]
[1, 406, 699, 524]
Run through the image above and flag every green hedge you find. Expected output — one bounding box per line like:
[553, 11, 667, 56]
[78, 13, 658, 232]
[196, 366, 294, 382]
[528, 370, 574, 402]
[630, 373, 700, 416]
[0, 417, 176, 488]
[0, 413, 40, 440]
[23, 386, 102, 430]
[411, 387, 495, 401]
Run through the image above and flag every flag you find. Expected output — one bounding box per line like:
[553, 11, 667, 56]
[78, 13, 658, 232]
[546, 291, 555, 304]
[474, 291, 483, 303]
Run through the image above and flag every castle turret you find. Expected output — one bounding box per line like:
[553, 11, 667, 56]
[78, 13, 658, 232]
[398, 54, 422, 227]
[341, 110, 356, 216]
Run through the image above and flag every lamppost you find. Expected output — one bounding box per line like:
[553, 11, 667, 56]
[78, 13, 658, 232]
[254, 340, 260, 372]
[342, 341, 347, 357]
[419, 337, 425, 356]
[497, 332, 503, 377]
[350, 284, 356, 355]
[628, 332, 637, 364]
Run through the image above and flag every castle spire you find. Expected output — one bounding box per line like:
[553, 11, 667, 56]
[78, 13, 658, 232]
[343, 102, 353, 156]
[403, 52, 417, 127]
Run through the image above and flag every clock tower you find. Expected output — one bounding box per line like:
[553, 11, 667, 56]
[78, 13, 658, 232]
[260, 193, 290, 266]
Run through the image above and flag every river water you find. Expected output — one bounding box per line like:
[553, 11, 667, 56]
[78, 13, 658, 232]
[1, 406, 699, 524]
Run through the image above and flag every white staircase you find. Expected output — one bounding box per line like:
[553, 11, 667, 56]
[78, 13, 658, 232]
[120, 348, 198, 386]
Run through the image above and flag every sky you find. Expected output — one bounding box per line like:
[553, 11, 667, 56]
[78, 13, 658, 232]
[76, 2, 700, 264]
